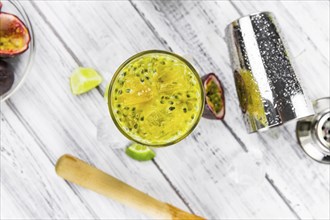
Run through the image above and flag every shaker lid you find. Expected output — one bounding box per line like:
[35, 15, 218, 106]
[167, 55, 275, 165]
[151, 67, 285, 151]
[296, 97, 330, 164]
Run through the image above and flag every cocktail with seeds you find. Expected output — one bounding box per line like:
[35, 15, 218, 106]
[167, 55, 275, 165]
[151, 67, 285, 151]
[108, 50, 204, 146]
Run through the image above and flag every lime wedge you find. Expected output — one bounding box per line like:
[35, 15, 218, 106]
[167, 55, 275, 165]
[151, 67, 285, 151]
[70, 67, 103, 95]
[125, 143, 156, 161]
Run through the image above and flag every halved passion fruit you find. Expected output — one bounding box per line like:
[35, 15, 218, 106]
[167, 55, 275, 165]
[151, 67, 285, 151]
[202, 73, 225, 120]
[0, 60, 14, 95]
[0, 11, 31, 57]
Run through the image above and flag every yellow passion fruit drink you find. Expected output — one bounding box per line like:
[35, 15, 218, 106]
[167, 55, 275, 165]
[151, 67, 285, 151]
[109, 51, 204, 146]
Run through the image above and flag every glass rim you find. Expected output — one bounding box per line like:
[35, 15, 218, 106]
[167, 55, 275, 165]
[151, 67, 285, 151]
[108, 50, 205, 147]
[0, 0, 35, 102]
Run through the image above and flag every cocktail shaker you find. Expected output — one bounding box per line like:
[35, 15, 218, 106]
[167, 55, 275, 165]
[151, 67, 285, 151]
[226, 12, 314, 133]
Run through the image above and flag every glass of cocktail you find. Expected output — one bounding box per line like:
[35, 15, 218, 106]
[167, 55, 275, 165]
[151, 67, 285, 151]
[108, 50, 204, 147]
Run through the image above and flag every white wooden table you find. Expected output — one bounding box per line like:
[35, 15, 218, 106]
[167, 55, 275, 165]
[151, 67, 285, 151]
[1, 1, 329, 219]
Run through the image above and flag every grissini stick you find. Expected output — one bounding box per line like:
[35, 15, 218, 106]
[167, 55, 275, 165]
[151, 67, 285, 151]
[56, 154, 205, 220]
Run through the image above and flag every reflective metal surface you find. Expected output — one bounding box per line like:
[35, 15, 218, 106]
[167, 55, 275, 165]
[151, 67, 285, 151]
[226, 12, 314, 133]
[296, 97, 330, 164]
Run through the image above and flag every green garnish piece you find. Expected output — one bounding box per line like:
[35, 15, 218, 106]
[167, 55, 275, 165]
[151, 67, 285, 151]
[125, 143, 156, 161]
[70, 67, 102, 95]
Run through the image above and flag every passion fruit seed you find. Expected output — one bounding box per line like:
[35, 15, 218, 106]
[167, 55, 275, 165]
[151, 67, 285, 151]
[169, 107, 175, 111]
[0, 60, 14, 96]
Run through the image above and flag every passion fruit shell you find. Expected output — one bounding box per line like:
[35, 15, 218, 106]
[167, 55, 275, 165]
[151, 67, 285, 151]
[0, 60, 15, 95]
[202, 73, 225, 120]
[0, 11, 31, 57]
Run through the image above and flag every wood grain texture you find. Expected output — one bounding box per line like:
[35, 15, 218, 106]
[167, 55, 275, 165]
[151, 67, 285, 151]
[1, 1, 329, 219]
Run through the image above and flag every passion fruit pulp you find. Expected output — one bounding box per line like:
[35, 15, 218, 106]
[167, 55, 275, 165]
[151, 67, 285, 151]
[202, 73, 225, 120]
[0, 12, 31, 57]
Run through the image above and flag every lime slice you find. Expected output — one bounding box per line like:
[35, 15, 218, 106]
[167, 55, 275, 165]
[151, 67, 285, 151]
[70, 67, 103, 95]
[125, 143, 156, 161]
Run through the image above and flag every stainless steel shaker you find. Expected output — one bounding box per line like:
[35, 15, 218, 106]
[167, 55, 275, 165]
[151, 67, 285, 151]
[226, 12, 314, 133]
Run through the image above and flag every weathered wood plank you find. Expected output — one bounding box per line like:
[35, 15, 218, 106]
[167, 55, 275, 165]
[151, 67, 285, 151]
[1, 107, 96, 219]
[1, 0, 329, 219]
